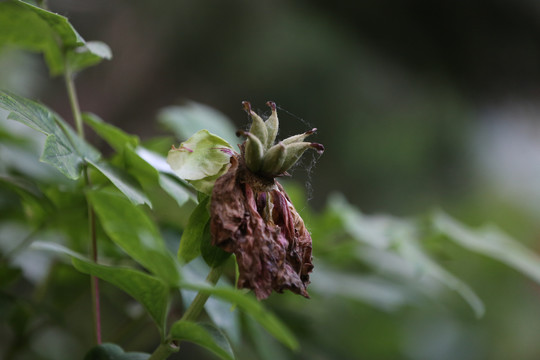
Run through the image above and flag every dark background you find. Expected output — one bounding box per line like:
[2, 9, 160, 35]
[33, 0, 540, 219]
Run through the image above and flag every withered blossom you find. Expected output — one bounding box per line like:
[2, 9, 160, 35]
[210, 101, 323, 299]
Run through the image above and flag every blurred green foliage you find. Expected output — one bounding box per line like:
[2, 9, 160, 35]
[3, 1, 540, 360]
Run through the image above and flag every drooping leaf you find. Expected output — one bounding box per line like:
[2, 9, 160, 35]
[0, 91, 100, 179]
[82, 112, 138, 152]
[31, 241, 170, 336]
[0, 1, 110, 75]
[169, 321, 235, 360]
[178, 196, 210, 263]
[87, 188, 180, 286]
[434, 211, 540, 284]
[86, 158, 151, 207]
[84, 343, 150, 360]
[159, 102, 238, 146]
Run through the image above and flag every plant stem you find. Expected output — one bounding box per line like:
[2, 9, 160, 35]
[181, 265, 223, 321]
[64, 68, 84, 139]
[148, 342, 179, 360]
[148, 265, 224, 360]
[64, 66, 101, 344]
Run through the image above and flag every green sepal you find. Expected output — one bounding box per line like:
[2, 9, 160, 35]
[260, 142, 286, 176]
[264, 101, 279, 149]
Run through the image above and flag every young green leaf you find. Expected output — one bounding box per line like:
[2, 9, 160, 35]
[167, 129, 233, 180]
[0, 91, 100, 179]
[167, 129, 233, 194]
[169, 321, 235, 360]
[87, 188, 180, 286]
[178, 196, 210, 264]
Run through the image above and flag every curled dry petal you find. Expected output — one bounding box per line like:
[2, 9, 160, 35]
[210, 155, 313, 299]
[209, 101, 321, 300]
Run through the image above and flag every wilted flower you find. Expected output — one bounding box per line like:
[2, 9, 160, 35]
[167, 101, 323, 299]
[211, 101, 323, 299]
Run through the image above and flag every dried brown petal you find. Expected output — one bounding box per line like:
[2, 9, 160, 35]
[210, 155, 313, 299]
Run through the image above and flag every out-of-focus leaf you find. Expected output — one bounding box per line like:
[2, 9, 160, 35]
[67, 41, 112, 73]
[159, 102, 238, 146]
[329, 194, 485, 317]
[124, 147, 194, 208]
[84, 343, 150, 360]
[169, 321, 235, 360]
[178, 196, 210, 263]
[310, 265, 415, 311]
[87, 189, 180, 286]
[82, 112, 138, 152]
[0, 1, 110, 75]
[86, 159, 151, 207]
[31, 241, 169, 336]
[434, 211, 540, 284]
[0, 91, 100, 179]
[396, 236, 485, 318]
[244, 316, 288, 360]
[181, 259, 241, 345]
[178, 281, 298, 350]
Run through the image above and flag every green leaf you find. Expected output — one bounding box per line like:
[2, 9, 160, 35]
[87, 189, 180, 286]
[178, 282, 298, 350]
[84, 343, 150, 360]
[169, 321, 235, 360]
[201, 220, 231, 267]
[434, 211, 540, 284]
[73, 258, 170, 338]
[31, 241, 169, 336]
[159, 102, 238, 146]
[124, 147, 194, 208]
[86, 158, 151, 207]
[0, 1, 110, 75]
[67, 41, 113, 73]
[82, 112, 138, 152]
[178, 196, 210, 263]
[329, 194, 485, 317]
[0, 91, 100, 179]
[167, 129, 233, 181]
